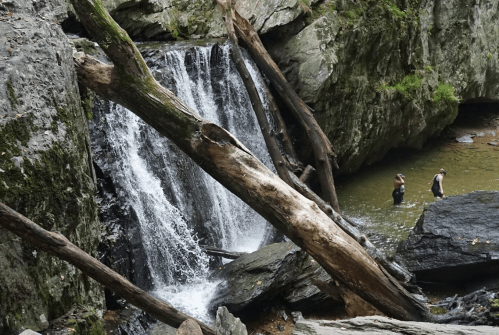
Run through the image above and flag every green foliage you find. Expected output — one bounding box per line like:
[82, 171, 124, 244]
[386, 2, 406, 19]
[433, 83, 458, 103]
[487, 53, 493, 60]
[394, 74, 422, 98]
[425, 65, 433, 73]
[375, 81, 391, 93]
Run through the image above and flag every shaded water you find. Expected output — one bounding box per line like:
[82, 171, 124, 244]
[336, 119, 499, 254]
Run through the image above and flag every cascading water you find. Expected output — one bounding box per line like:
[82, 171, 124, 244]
[92, 41, 277, 322]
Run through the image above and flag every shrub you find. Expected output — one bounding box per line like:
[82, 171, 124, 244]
[395, 74, 422, 98]
[433, 83, 458, 103]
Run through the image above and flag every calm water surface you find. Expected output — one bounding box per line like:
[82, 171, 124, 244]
[336, 132, 499, 254]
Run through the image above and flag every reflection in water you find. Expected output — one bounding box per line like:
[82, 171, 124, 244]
[337, 134, 499, 254]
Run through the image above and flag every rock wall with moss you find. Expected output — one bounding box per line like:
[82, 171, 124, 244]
[0, 0, 104, 333]
[266, 0, 499, 173]
[99, 0, 499, 174]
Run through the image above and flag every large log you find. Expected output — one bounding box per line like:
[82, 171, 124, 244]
[0, 203, 215, 335]
[70, 0, 429, 321]
[220, 0, 294, 187]
[223, 1, 341, 213]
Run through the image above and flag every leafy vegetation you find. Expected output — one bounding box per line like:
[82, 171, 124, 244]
[433, 83, 458, 103]
[395, 74, 422, 98]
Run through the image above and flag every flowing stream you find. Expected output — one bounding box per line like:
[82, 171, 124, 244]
[93, 41, 276, 323]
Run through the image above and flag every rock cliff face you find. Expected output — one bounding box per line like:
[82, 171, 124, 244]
[100, 0, 499, 173]
[0, 0, 104, 333]
[267, 0, 499, 173]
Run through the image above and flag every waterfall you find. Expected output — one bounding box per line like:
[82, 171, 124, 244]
[92, 41, 276, 322]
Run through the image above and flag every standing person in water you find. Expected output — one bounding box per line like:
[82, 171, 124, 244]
[431, 168, 446, 198]
[392, 173, 405, 205]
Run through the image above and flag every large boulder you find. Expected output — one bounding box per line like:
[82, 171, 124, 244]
[209, 242, 341, 316]
[267, 1, 499, 173]
[396, 191, 499, 287]
[292, 316, 499, 335]
[98, 0, 315, 41]
[0, 0, 104, 333]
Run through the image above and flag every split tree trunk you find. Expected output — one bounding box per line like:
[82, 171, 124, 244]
[220, 1, 340, 213]
[70, 0, 429, 321]
[0, 203, 215, 335]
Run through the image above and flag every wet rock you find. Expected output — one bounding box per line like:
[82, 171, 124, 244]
[292, 316, 499, 334]
[209, 242, 342, 316]
[396, 191, 499, 287]
[487, 142, 498, 146]
[215, 306, 248, 335]
[290, 311, 304, 324]
[455, 135, 474, 143]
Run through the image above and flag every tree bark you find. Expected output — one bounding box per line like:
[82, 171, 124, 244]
[221, 1, 294, 187]
[289, 172, 414, 284]
[0, 203, 215, 335]
[222, 2, 341, 213]
[70, 0, 429, 321]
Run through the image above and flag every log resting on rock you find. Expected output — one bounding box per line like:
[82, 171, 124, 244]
[0, 203, 215, 335]
[70, 0, 429, 321]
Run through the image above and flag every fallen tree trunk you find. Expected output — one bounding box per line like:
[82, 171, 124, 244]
[221, 2, 294, 187]
[70, 0, 429, 321]
[0, 203, 215, 335]
[289, 173, 413, 284]
[223, 1, 340, 212]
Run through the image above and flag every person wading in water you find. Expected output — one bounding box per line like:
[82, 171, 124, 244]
[392, 173, 405, 205]
[430, 168, 446, 198]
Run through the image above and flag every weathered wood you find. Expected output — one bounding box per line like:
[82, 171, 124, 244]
[0, 202, 215, 335]
[220, 0, 294, 188]
[222, 2, 341, 213]
[289, 172, 413, 284]
[177, 319, 203, 335]
[299, 165, 316, 184]
[202, 246, 247, 260]
[70, 0, 429, 321]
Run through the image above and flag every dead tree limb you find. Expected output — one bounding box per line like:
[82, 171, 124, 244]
[299, 165, 316, 184]
[220, 0, 294, 187]
[0, 202, 215, 335]
[70, 0, 429, 321]
[202, 246, 247, 260]
[223, 2, 340, 213]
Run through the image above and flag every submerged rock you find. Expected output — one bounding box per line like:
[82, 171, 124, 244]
[456, 135, 474, 143]
[209, 242, 341, 316]
[396, 191, 499, 288]
[292, 316, 499, 335]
